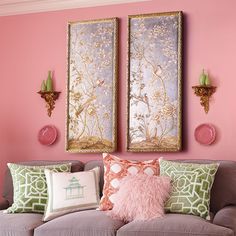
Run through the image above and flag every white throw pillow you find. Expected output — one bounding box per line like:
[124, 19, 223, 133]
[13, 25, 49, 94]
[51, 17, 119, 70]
[43, 167, 100, 221]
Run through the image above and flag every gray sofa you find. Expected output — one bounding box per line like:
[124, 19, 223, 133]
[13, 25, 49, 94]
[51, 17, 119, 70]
[0, 159, 236, 236]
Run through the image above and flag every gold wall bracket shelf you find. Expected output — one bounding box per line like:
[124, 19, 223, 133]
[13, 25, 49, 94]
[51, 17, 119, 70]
[38, 91, 61, 117]
[192, 85, 216, 113]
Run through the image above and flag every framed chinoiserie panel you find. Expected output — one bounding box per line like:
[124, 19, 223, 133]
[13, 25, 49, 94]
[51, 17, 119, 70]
[66, 18, 118, 153]
[127, 12, 183, 152]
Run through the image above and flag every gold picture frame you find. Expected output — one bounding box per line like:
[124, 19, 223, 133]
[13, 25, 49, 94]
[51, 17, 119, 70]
[66, 18, 118, 153]
[127, 12, 183, 152]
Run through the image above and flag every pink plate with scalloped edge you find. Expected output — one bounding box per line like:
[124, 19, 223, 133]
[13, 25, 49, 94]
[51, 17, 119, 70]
[194, 124, 216, 145]
[38, 125, 57, 145]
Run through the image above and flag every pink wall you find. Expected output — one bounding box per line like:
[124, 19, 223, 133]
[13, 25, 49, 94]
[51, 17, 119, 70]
[0, 0, 236, 195]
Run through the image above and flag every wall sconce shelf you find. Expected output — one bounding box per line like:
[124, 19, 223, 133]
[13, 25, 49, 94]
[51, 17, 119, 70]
[38, 91, 60, 117]
[192, 85, 216, 113]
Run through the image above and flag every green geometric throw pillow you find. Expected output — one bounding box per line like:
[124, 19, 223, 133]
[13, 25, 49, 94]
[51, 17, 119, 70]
[4, 163, 71, 214]
[159, 159, 219, 219]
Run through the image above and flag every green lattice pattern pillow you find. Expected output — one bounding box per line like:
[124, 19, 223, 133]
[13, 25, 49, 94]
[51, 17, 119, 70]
[4, 163, 71, 214]
[159, 159, 219, 219]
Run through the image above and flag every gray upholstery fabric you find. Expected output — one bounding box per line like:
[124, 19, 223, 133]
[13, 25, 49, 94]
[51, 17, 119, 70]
[34, 210, 125, 236]
[84, 160, 104, 196]
[210, 161, 236, 213]
[0, 210, 44, 236]
[0, 199, 9, 210]
[213, 206, 236, 234]
[2, 160, 84, 205]
[117, 214, 234, 236]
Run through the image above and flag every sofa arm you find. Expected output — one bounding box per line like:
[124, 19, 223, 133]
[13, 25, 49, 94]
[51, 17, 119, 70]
[213, 206, 236, 234]
[0, 199, 9, 210]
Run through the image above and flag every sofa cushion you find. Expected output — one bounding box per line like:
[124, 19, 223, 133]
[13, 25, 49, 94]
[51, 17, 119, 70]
[0, 199, 9, 210]
[160, 159, 219, 219]
[108, 174, 171, 221]
[35, 210, 125, 236]
[5, 163, 71, 213]
[99, 153, 159, 211]
[179, 160, 236, 214]
[117, 213, 234, 236]
[207, 161, 236, 214]
[0, 210, 44, 236]
[43, 167, 100, 221]
[84, 160, 105, 196]
[3, 160, 84, 206]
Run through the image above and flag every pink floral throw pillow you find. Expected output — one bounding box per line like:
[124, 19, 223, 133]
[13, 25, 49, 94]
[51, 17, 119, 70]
[99, 153, 160, 211]
[107, 174, 171, 222]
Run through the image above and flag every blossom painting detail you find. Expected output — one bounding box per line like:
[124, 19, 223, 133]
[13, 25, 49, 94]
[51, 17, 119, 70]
[66, 18, 118, 153]
[127, 12, 183, 152]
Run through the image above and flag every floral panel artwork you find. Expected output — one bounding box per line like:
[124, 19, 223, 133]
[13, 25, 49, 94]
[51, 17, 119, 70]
[127, 12, 183, 152]
[66, 18, 118, 153]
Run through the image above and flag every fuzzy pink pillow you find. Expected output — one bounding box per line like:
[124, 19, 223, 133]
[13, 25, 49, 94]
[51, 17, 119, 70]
[100, 153, 160, 211]
[107, 174, 171, 222]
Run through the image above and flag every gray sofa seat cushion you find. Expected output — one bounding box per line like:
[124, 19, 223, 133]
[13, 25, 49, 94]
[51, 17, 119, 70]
[0, 210, 44, 236]
[34, 210, 125, 236]
[117, 214, 234, 236]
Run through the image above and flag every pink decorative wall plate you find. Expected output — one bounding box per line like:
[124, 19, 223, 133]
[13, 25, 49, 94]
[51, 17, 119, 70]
[38, 125, 58, 145]
[194, 124, 216, 145]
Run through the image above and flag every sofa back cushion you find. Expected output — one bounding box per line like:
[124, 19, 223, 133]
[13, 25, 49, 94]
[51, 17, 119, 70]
[2, 160, 84, 205]
[84, 160, 105, 197]
[85, 159, 236, 214]
[210, 160, 236, 213]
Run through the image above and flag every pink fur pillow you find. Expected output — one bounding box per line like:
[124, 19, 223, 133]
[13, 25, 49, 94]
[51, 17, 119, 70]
[107, 174, 171, 222]
[100, 153, 160, 211]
